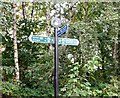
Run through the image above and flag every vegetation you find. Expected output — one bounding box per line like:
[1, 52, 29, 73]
[0, 1, 119, 97]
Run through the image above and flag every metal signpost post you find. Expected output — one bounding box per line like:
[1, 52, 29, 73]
[51, 17, 61, 98]
[54, 27, 58, 98]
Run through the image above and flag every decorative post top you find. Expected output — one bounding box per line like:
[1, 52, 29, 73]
[51, 17, 61, 28]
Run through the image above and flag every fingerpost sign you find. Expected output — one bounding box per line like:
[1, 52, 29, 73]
[28, 17, 79, 98]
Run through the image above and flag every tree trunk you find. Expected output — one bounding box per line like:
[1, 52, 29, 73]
[13, 3, 19, 80]
[22, 2, 25, 19]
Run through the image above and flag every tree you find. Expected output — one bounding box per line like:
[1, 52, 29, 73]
[12, 2, 19, 81]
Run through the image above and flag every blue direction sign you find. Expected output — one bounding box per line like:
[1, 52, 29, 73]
[57, 24, 68, 36]
[29, 34, 79, 46]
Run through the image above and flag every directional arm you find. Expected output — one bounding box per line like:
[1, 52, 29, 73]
[29, 35, 79, 46]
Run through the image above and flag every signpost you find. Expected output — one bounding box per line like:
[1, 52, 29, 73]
[28, 17, 79, 98]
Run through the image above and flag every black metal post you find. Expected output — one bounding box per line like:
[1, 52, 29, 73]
[54, 27, 58, 98]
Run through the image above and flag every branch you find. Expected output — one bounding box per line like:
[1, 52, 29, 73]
[22, 2, 25, 19]
[31, 2, 34, 18]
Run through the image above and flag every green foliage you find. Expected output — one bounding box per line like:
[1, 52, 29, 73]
[83, 56, 102, 73]
[0, 1, 119, 97]
[1, 81, 19, 96]
[60, 61, 119, 96]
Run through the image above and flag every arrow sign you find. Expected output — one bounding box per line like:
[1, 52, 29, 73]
[29, 34, 79, 46]
[57, 24, 68, 36]
[58, 38, 79, 46]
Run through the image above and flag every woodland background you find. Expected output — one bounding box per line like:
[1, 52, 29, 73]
[0, 1, 120, 97]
